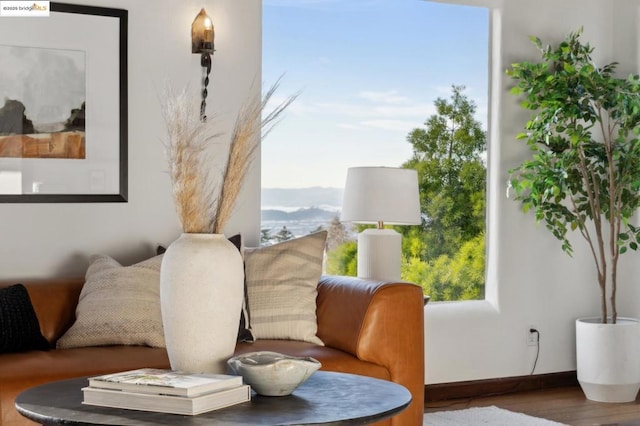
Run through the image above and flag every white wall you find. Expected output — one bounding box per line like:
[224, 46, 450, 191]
[425, 0, 640, 384]
[0, 0, 262, 280]
[4, 0, 640, 386]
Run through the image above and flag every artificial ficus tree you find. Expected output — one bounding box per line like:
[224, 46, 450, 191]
[507, 29, 640, 324]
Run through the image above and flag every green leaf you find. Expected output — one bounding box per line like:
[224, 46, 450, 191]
[529, 36, 542, 49]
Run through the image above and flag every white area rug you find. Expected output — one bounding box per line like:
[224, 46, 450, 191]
[423, 406, 568, 425]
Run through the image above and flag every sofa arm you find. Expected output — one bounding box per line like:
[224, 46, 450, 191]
[316, 275, 425, 425]
[0, 279, 84, 345]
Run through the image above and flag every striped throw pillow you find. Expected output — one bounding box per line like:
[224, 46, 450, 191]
[244, 231, 327, 345]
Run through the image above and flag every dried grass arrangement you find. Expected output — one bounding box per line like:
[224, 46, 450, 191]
[162, 81, 295, 234]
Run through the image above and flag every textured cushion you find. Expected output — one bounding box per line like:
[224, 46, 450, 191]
[0, 284, 50, 353]
[244, 231, 327, 345]
[156, 233, 254, 343]
[56, 255, 165, 349]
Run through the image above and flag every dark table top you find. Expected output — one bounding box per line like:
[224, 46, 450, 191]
[15, 371, 411, 425]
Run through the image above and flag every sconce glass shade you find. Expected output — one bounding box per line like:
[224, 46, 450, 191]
[341, 166, 421, 226]
[191, 8, 214, 53]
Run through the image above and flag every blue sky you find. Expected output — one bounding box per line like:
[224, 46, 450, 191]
[262, 0, 488, 189]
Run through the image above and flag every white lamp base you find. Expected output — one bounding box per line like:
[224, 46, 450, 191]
[357, 228, 402, 281]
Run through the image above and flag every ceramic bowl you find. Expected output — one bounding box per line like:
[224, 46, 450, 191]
[227, 351, 321, 396]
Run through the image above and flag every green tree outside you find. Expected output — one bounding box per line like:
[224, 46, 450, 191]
[402, 234, 485, 301]
[327, 85, 487, 302]
[326, 240, 358, 277]
[403, 85, 486, 260]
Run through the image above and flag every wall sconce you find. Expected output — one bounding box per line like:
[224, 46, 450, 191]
[191, 8, 215, 122]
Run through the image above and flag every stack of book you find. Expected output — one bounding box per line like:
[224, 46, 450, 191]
[82, 368, 251, 415]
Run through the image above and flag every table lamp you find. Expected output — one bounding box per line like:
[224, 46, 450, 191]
[341, 167, 421, 281]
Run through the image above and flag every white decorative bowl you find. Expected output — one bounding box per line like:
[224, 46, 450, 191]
[227, 351, 321, 396]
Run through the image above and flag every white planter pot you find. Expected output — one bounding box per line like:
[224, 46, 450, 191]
[160, 233, 244, 374]
[576, 317, 640, 403]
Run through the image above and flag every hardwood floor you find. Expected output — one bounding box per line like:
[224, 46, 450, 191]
[424, 386, 640, 425]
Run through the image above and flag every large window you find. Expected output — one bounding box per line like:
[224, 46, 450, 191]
[262, 0, 488, 301]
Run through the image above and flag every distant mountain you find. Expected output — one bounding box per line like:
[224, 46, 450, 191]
[262, 187, 343, 208]
[261, 207, 338, 221]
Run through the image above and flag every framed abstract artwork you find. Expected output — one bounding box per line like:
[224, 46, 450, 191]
[0, 3, 128, 202]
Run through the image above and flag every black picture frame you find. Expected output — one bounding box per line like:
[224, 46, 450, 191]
[0, 2, 128, 203]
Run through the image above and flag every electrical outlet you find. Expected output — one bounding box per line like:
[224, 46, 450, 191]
[527, 326, 539, 346]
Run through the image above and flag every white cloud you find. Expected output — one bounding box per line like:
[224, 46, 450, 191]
[337, 123, 363, 130]
[374, 104, 434, 118]
[359, 119, 421, 132]
[434, 85, 454, 95]
[358, 90, 409, 104]
[433, 84, 486, 99]
[264, 92, 316, 117]
[267, 88, 438, 131]
[316, 101, 434, 120]
[267, 86, 439, 123]
[314, 102, 373, 118]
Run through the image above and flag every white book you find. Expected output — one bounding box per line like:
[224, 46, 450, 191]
[82, 384, 252, 416]
[88, 368, 243, 397]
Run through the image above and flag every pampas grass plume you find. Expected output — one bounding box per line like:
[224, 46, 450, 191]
[162, 80, 296, 234]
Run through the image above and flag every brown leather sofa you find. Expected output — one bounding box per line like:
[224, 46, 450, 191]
[0, 275, 425, 426]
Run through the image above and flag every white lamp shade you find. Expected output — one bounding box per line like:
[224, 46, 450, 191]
[341, 167, 421, 225]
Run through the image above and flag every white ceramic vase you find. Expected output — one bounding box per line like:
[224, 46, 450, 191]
[160, 233, 244, 374]
[576, 317, 640, 403]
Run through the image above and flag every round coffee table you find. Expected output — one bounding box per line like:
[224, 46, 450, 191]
[15, 371, 411, 425]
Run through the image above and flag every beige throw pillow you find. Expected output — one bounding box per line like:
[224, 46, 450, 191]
[56, 254, 165, 349]
[244, 231, 327, 345]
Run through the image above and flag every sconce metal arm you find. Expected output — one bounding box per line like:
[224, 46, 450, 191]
[200, 52, 212, 122]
